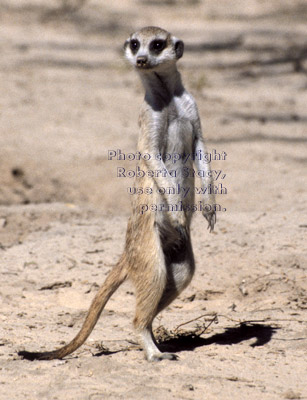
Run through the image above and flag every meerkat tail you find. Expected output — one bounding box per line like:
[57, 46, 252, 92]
[18, 261, 128, 361]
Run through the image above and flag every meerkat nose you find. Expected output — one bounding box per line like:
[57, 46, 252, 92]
[136, 55, 148, 67]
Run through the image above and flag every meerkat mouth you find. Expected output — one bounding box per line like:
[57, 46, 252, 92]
[136, 63, 154, 70]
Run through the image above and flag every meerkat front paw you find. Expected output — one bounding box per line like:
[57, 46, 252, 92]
[202, 209, 216, 232]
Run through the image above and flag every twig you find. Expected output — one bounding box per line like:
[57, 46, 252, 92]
[174, 312, 218, 333]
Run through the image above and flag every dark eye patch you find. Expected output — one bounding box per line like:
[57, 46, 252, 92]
[150, 39, 166, 54]
[130, 39, 140, 54]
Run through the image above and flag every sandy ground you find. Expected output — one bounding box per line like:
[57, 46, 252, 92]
[0, 1, 306, 399]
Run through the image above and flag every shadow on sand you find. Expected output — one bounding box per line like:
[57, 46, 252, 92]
[159, 323, 279, 353]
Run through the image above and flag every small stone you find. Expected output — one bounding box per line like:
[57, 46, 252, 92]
[183, 384, 194, 391]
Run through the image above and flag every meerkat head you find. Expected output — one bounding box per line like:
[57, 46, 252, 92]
[124, 26, 184, 71]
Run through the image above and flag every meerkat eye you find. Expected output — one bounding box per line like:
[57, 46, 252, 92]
[130, 39, 140, 54]
[150, 39, 166, 53]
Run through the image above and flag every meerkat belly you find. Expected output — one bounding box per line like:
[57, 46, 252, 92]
[164, 118, 195, 206]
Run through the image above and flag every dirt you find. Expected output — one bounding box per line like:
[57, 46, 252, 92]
[0, 1, 306, 399]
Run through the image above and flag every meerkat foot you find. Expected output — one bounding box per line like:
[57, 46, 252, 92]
[148, 352, 178, 362]
[139, 327, 178, 362]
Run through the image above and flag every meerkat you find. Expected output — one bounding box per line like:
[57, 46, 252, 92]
[18, 26, 216, 362]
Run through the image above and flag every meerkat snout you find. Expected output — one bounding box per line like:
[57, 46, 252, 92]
[136, 55, 148, 68]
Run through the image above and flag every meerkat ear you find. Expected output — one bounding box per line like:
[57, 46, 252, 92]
[123, 39, 129, 51]
[174, 39, 184, 59]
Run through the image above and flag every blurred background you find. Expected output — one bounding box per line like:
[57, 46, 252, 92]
[0, 0, 306, 215]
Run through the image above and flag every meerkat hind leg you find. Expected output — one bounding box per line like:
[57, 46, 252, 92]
[132, 227, 180, 361]
[133, 273, 179, 361]
[137, 235, 194, 361]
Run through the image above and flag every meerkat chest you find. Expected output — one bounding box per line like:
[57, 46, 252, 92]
[168, 95, 193, 121]
[166, 97, 194, 153]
